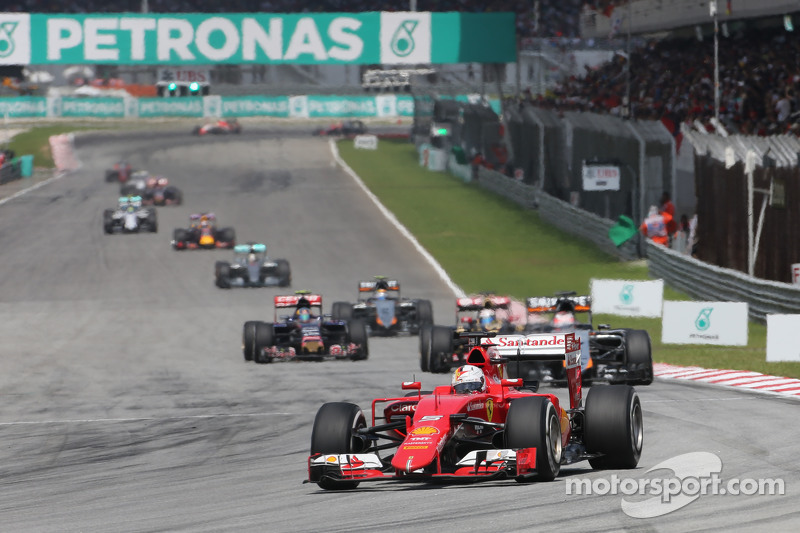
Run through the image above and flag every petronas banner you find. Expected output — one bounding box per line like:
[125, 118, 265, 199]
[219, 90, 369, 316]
[0, 12, 516, 65]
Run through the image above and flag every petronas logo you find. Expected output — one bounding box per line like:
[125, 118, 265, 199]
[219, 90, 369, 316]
[390, 20, 418, 57]
[695, 308, 712, 331]
[619, 284, 634, 305]
[0, 21, 19, 59]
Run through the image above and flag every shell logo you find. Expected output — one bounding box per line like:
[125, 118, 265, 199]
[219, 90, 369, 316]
[410, 426, 439, 436]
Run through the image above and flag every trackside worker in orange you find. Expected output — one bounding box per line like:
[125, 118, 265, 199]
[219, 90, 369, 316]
[640, 205, 673, 246]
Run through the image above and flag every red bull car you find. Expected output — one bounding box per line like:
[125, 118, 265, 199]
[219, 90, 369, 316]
[516, 292, 653, 386]
[242, 292, 368, 364]
[193, 118, 241, 136]
[307, 331, 644, 489]
[171, 213, 235, 250]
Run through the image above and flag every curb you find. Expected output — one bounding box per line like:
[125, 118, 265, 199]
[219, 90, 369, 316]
[654, 362, 800, 399]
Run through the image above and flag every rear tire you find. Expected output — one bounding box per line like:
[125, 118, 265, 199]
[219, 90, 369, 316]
[172, 228, 188, 249]
[505, 396, 562, 481]
[217, 227, 236, 246]
[105, 170, 118, 182]
[585, 385, 643, 470]
[331, 302, 354, 322]
[242, 321, 258, 361]
[429, 326, 453, 374]
[310, 402, 367, 490]
[253, 322, 275, 363]
[348, 320, 369, 360]
[103, 209, 114, 234]
[276, 259, 291, 287]
[419, 323, 432, 372]
[625, 329, 653, 385]
[146, 209, 158, 233]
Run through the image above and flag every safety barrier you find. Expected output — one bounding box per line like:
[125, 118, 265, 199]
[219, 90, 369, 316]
[474, 166, 640, 261]
[647, 241, 800, 323]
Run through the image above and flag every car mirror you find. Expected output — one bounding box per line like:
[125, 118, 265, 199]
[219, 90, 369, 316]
[401, 381, 421, 391]
[501, 378, 523, 388]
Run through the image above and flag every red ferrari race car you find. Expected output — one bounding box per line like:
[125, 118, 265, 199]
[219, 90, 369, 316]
[311, 119, 367, 137]
[171, 213, 235, 250]
[104, 160, 134, 183]
[307, 331, 643, 489]
[192, 118, 241, 136]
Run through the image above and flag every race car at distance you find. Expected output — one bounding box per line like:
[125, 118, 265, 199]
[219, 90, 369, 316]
[193, 118, 241, 136]
[103, 196, 157, 234]
[419, 294, 521, 374]
[307, 331, 643, 489]
[104, 160, 134, 183]
[510, 292, 653, 386]
[171, 213, 235, 250]
[120, 173, 183, 206]
[331, 277, 433, 336]
[215, 243, 291, 288]
[312, 120, 367, 137]
[242, 292, 368, 363]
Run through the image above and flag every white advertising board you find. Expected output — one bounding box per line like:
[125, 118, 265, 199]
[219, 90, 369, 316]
[590, 279, 664, 318]
[582, 164, 620, 191]
[766, 314, 800, 362]
[662, 301, 748, 346]
[354, 134, 378, 150]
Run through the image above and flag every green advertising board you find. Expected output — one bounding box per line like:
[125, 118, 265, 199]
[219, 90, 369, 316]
[221, 96, 289, 117]
[0, 12, 515, 65]
[59, 97, 125, 118]
[137, 97, 203, 117]
[0, 97, 47, 118]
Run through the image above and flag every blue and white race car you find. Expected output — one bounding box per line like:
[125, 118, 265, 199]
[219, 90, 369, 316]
[215, 243, 291, 288]
[103, 196, 157, 234]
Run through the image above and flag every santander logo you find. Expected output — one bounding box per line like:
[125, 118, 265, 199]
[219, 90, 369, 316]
[493, 335, 565, 347]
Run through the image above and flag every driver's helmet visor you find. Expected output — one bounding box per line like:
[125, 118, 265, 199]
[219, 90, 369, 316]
[480, 315, 494, 328]
[454, 381, 484, 394]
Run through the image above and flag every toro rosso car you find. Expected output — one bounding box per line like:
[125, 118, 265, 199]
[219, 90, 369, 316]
[215, 243, 291, 288]
[172, 213, 235, 250]
[420, 294, 520, 374]
[103, 196, 157, 234]
[242, 292, 368, 363]
[332, 277, 433, 336]
[514, 292, 653, 386]
[307, 331, 643, 489]
[193, 119, 241, 136]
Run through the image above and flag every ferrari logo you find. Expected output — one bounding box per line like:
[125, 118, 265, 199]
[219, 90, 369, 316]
[486, 399, 494, 422]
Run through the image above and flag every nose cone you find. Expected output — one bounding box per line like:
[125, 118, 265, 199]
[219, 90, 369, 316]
[390, 425, 444, 474]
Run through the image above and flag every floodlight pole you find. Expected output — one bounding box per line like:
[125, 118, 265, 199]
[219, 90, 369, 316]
[711, 1, 719, 123]
[625, 0, 631, 119]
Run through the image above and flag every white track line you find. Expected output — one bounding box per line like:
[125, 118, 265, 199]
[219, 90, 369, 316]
[330, 138, 464, 298]
[0, 412, 293, 426]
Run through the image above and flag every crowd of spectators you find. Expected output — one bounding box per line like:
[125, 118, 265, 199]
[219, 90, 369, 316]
[4, 0, 584, 39]
[526, 27, 800, 137]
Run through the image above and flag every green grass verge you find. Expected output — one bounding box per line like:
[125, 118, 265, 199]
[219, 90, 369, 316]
[5, 125, 101, 169]
[339, 138, 800, 380]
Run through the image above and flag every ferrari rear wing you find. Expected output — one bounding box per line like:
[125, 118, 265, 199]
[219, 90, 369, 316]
[483, 332, 583, 408]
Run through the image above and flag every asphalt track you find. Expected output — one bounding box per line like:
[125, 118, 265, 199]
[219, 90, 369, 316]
[0, 124, 797, 532]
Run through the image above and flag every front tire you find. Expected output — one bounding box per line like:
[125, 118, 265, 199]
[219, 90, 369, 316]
[242, 321, 258, 361]
[310, 402, 367, 490]
[415, 299, 433, 327]
[585, 385, 643, 470]
[505, 396, 562, 481]
[276, 259, 291, 287]
[253, 322, 275, 363]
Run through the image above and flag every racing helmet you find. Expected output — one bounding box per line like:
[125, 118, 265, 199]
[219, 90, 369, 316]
[375, 289, 387, 300]
[297, 307, 311, 322]
[479, 308, 496, 330]
[146, 177, 157, 188]
[248, 253, 257, 263]
[452, 365, 486, 394]
[157, 177, 168, 187]
[552, 311, 576, 330]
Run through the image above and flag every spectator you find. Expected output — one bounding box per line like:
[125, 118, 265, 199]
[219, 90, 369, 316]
[660, 191, 677, 237]
[640, 204, 672, 246]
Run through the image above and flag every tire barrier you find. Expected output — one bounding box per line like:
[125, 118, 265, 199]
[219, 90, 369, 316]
[49, 134, 81, 173]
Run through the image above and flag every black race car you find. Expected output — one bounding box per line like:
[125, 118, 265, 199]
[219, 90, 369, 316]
[242, 292, 368, 364]
[331, 277, 432, 336]
[508, 292, 653, 386]
[312, 120, 367, 137]
[215, 243, 291, 288]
